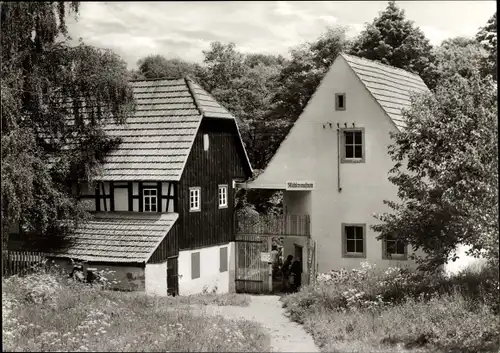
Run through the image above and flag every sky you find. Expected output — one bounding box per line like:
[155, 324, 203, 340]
[65, 1, 497, 69]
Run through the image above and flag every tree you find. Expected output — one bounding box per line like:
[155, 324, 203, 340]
[1, 2, 135, 246]
[433, 37, 489, 83]
[349, 1, 438, 89]
[372, 72, 498, 270]
[136, 54, 202, 80]
[476, 12, 497, 80]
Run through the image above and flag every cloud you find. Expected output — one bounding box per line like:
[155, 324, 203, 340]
[65, 1, 497, 69]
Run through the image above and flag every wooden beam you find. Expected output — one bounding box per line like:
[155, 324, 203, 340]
[110, 181, 115, 212]
[128, 182, 133, 211]
[157, 182, 162, 213]
[95, 184, 101, 212]
[138, 182, 143, 212]
[166, 182, 173, 212]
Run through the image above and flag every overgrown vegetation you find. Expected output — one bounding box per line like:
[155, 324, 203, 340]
[281, 262, 499, 353]
[2, 269, 268, 352]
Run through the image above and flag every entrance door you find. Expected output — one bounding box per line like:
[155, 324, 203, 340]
[294, 244, 303, 264]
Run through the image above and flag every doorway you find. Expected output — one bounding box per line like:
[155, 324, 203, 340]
[294, 244, 303, 264]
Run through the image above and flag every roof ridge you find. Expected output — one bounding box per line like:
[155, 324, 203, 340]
[340, 52, 423, 81]
[184, 76, 206, 117]
[129, 77, 186, 82]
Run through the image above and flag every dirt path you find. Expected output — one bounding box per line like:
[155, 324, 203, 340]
[189, 295, 320, 353]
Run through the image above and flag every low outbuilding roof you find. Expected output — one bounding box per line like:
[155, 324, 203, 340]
[49, 212, 178, 263]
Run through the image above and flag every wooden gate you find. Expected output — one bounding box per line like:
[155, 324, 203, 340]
[235, 235, 269, 293]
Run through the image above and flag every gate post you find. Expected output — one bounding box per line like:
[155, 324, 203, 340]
[267, 237, 272, 293]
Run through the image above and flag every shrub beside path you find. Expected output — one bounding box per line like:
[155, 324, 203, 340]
[188, 295, 320, 353]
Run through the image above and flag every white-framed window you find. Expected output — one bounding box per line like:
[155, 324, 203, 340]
[218, 184, 228, 209]
[342, 223, 366, 258]
[189, 187, 201, 212]
[143, 188, 157, 212]
[383, 235, 408, 260]
[335, 93, 346, 110]
[341, 128, 365, 163]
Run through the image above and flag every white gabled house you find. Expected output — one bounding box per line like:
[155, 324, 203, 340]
[239, 53, 430, 276]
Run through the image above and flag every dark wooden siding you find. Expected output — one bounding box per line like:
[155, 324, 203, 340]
[178, 118, 250, 250]
[148, 222, 180, 263]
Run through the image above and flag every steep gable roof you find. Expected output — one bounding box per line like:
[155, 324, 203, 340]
[96, 77, 252, 181]
[340, 53, 430, 130]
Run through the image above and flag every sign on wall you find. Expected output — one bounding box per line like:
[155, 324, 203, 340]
[286, 181, 315, 191]
[260, 252, 271, 263]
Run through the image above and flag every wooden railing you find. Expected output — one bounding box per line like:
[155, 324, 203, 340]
[235, 213, 310, 237]
[2, 251, 47, 277]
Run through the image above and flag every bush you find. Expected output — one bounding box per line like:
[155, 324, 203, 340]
[281, 262, 500, 352]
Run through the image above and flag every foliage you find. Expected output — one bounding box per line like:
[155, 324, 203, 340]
[349, 1, 438, 89]
[372, 72, 498, 270]
[281, 262, 500, 353]
[134, 54, 202, 80]
[2, 269, 270, 352]
[1, 2, 135, 242]
[433, 37, 489, 83]
[475, 12, 497, 80]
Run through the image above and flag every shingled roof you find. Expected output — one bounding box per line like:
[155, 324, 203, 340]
[341, 53, 430, 130]
[96, 77, 252, 181]
[50, 212, 178, 263]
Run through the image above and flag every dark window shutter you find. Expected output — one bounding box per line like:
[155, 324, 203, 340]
[220, 247, 228, 272]
[191, 252, 200, 279]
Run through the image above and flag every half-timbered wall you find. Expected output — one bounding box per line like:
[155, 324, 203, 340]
[178, 118, 251, 250]
[77, 181, 177, 213]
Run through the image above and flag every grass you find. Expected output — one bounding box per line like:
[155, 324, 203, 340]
[2, 270, 269, 352]
[281, 262, 500, 353]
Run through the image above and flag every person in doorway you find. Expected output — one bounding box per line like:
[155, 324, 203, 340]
[290, 259, 302, 292]
[282, 255, 293, 292]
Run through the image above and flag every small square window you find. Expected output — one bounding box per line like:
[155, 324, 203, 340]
[342, 224, 366, 258]
[341, 128, 365, 163]
[218, 185, 228, 209]
[335, 93, 346, 111]
[189, 187, 201, 212]
[143, 188, 157, 212]
[383, 236, 407, 260]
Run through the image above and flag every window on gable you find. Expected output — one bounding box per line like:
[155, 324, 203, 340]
[203, 134, 209, 151]
[218, 185, 228, 209]
[383, 235, 407, 260]
[342, 224, 366, 258]
[189, 187, 201, 212]
[341, 128, 365, 163]
[143, 189, 157, 212]
[335, 93, 346, 111]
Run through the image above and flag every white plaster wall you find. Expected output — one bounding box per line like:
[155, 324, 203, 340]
[444, 244, 488, 275]
[257, 56, 423, 273]
[178, 242, 235, 295]
[114, 188, 128, 211]
[145, 262, 168, 295]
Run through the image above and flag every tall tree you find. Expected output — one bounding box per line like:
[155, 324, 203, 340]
[1, 2, 134, 245]
[349, 1, 438, 89]
[476, 12, 497, 80]
[372, 72, 498, 270]
[433, 37, 489, 82]
[135, 54, 202, 80]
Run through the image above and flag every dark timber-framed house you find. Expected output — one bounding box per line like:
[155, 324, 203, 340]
[48, 77, 253, 295]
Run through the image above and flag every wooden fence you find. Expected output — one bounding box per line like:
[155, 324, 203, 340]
[235, 213, 311, 237]
[2, 251, 47, 277]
